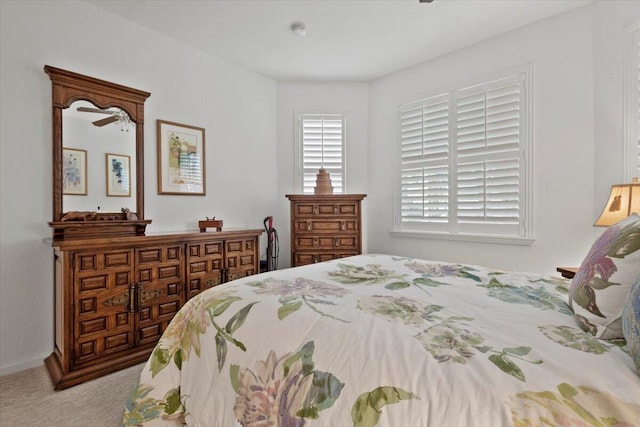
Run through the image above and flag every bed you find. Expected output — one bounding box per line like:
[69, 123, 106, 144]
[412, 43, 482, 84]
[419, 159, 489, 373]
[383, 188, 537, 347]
[121, 252, 639, 426]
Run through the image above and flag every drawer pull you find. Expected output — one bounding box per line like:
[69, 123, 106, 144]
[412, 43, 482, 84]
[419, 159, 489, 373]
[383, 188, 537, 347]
[307, 221, 313, 231]
[313, 238, 319, 247]
[334, 205, 339, 214]
[340, 221, 346, 231]
[313, 205, 319, 215]
[313, 255, 319, 263]
[129, 283, 137, 313]
[335, 238, 339, 247]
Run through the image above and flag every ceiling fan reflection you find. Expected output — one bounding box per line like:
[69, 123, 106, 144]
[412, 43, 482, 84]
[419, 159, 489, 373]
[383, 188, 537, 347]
[76, 106, 132, 131]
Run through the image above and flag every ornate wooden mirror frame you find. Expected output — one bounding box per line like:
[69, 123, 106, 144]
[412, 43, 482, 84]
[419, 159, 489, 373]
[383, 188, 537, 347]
[45, 65, 151, 240]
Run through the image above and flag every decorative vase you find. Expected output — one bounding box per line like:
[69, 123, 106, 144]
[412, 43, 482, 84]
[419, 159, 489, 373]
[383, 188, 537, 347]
[314, 168, 333, 195]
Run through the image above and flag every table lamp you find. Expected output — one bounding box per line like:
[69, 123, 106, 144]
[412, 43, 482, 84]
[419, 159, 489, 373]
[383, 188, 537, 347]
[594, 177, 640, 226]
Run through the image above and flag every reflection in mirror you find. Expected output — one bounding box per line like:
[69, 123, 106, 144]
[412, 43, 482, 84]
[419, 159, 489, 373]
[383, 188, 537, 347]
[62, 100, 136, 213]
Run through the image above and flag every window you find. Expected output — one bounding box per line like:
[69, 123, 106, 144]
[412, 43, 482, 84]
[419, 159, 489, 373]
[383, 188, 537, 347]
[624, 24, 640, 181]
[396, 67, 532, 243]
[296, 112, 346, 194]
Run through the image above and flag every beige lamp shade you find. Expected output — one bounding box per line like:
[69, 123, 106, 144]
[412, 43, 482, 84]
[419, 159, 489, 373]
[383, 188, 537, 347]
[594, 181, 640, 227]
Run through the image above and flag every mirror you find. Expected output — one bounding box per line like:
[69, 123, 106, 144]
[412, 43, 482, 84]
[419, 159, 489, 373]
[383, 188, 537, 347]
[63, 100, 137, 213]
[45, 65, 151, 239]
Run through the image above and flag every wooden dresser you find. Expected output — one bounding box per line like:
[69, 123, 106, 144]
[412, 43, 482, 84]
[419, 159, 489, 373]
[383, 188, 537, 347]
[45, 229, 261, 390]
[286, 194, 366, 267]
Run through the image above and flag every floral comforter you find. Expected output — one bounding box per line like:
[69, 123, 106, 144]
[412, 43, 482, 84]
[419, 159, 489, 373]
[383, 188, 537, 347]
[122, 254, 640, 427]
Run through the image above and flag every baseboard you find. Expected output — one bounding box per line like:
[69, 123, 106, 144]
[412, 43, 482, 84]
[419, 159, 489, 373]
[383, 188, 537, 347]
[0, 356, 45, 377]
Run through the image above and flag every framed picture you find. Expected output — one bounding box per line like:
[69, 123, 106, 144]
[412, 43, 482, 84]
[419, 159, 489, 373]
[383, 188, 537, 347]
[106, 153, 131, 197]
[62, 148, 87, 195]
[157, 120, 206, 195]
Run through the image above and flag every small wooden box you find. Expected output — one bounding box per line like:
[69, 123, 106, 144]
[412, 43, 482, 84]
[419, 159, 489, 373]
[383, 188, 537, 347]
[199, 219, 223, 232]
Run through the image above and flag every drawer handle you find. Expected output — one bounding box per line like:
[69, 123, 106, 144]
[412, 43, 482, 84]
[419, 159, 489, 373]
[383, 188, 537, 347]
[129, 283, 137, 313]
[307, 221, 313, 231]
[334, 205, 339, 214]
[313, 255, 319, 263]
[340, 221, 346, 231]
[313, 238, 319, 247]
[335, 238, 339, 247]
[313, 205, 319, 215]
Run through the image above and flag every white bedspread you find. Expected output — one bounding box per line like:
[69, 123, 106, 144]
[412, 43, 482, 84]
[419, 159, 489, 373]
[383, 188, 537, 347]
[122, 254, 640, 426]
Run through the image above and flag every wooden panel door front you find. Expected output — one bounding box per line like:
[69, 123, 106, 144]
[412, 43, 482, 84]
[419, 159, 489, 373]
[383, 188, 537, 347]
[225, 237, 258, 282]
[186, 240, 224, 300]
[136, 245, 184, 347]
[72, 249, 135, 367]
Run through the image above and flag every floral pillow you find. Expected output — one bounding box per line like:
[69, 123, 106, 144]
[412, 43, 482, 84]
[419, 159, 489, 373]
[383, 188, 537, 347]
[622, 274, 640, 374]
[568, 214, 640, 339]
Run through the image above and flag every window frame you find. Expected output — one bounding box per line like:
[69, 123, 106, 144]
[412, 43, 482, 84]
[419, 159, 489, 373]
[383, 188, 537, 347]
[294, 111, 348, 194]
[392, 65, 534, 245]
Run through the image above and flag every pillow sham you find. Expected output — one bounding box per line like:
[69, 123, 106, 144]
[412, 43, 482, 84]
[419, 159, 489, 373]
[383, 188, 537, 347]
[622, 274, 640, 374]
[568, 213, 640, 339]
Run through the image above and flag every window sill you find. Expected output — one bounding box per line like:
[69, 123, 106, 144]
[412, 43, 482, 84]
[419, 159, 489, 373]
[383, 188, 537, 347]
[390, 230, 535, 246]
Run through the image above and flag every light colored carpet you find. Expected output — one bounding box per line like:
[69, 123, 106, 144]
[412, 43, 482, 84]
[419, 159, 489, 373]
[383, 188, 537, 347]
[0, 363, 144, 427]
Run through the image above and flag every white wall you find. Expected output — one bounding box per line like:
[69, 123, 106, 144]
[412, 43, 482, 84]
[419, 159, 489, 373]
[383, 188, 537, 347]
[0, 0, 278, 374]
[276, 82, 369, 267]
[367, 5, 603, 275]
[593, 1, 640, 209]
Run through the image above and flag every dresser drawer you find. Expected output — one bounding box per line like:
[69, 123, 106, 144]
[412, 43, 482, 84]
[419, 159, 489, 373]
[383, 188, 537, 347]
[293, 202, 358, 218]
[294, 219, 358, 233]
[294, 235, 358, 251]
[293, 251, 359, 266]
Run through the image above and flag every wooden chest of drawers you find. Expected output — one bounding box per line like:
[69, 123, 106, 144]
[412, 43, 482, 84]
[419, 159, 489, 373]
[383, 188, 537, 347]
[286, 194, 366, 267]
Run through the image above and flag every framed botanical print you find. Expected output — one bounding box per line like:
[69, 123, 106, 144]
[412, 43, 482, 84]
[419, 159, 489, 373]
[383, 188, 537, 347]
[62, 148, 87, 195]
[157, 120, 206, 195]
[106, 153, 131, 197]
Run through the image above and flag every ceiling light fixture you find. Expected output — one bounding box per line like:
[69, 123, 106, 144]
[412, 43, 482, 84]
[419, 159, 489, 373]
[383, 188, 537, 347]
[291, 22, 306, 37]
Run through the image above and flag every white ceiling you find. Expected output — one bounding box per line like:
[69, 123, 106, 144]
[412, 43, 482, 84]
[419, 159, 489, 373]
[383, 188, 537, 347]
[87, 0, 592, 82]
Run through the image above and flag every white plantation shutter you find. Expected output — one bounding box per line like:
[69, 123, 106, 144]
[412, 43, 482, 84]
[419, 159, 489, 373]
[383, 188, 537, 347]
[400, 95, 450, 226]
[455, 76, 523, 235]
[398, 70, 531, 239]
[298, 113, 345, 194]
